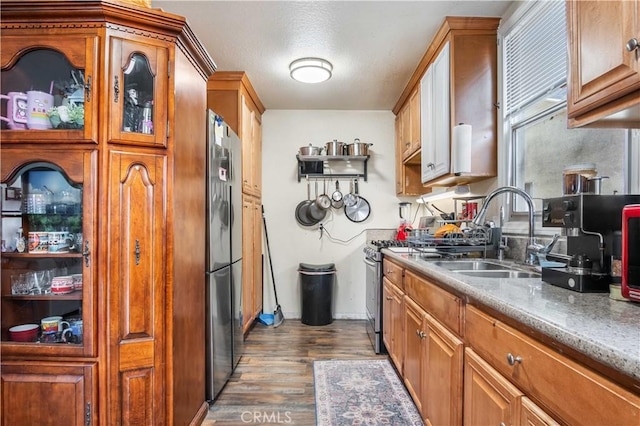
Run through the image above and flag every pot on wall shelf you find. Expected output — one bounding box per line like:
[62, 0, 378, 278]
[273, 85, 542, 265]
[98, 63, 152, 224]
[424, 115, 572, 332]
[346, 138, 372, 156]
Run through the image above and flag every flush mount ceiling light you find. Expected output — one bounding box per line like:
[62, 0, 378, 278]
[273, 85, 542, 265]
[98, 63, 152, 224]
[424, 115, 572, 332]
[289, 57, 333, 84]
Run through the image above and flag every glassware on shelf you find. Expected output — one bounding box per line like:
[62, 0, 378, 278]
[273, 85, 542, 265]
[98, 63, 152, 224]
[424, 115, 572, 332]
[15, 228, 26, 253]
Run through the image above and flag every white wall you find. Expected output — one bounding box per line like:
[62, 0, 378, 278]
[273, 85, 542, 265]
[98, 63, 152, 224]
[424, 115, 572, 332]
[261, 109, 403, 319]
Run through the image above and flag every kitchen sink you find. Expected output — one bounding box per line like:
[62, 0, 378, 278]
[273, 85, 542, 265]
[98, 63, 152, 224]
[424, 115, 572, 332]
[429, 259, 541, 279]
[430, 260, 507, 271]
[455, 270, 540, 279]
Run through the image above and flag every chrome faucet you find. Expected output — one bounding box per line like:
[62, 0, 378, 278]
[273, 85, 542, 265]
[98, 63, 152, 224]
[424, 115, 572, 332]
[472, 186, 547, 265]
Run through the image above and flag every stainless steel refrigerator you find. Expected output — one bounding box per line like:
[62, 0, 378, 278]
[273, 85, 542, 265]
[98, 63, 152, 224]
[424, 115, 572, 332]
[205, 110, 244, 402]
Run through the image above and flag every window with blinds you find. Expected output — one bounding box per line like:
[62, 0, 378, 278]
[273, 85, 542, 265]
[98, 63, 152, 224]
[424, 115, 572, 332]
[504, 0, 567, 115]
[500, 0, 627, 217]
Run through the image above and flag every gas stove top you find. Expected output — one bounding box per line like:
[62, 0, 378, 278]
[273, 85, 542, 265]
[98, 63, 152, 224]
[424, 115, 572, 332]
[369, 239, 412, 248]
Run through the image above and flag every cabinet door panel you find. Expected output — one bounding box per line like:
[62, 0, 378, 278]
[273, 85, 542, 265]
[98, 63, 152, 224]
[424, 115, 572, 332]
[108, 151, 165, 424]
[567, 0, 640, 118]
[1, 362, 95, 426]
[1, 35, 99, 143]
[403, 297, 425, 413]
[108, 36, 169, 147]
[423, 313, 463, 426]
[464, 348, 522, 426]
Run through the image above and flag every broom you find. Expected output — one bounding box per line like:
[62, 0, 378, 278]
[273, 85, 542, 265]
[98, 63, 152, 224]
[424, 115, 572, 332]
[262, 205, 284, 327]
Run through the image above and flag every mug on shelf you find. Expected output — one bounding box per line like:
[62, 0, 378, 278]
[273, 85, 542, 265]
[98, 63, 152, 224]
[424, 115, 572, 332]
[0, 91, 28, 129]
[48, 231, 71, 253]
[25, 90, 53, 130]
[28, 231, 49, 253]
[40, 316, 69, 334]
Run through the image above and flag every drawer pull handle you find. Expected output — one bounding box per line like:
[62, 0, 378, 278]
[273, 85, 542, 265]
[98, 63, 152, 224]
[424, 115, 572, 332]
[506, 353, 522, 366]
[385, 296, 393, 301]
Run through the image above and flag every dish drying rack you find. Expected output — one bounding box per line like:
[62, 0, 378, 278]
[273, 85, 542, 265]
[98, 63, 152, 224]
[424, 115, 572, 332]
[406, 226, 500, 257]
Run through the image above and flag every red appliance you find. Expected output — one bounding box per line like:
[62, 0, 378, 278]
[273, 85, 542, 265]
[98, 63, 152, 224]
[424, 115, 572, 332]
[622, 205, 640, 301]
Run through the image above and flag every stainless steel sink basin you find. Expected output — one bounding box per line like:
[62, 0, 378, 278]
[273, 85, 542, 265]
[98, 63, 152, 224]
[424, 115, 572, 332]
[430, 260, 506, 271]
[429, 259, 541, 279]
[457, 270, 540, 279]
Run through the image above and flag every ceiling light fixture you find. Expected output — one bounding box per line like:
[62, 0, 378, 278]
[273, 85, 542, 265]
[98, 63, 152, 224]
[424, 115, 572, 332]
[289, 57, 333, 84]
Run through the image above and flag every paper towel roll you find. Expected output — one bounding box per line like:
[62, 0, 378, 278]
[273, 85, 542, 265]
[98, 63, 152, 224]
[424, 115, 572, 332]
[453, 123, 472, 174]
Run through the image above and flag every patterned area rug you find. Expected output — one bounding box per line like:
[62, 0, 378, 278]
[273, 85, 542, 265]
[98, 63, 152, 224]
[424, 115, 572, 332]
[313, 359, 424, 425]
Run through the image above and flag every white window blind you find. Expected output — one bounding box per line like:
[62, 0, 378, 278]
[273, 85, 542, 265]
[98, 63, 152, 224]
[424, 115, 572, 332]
[504, 0, 567, 115]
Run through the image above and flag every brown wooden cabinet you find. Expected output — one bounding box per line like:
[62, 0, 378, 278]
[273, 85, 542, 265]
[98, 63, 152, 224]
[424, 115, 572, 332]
[241, 195, 264, 334]
[106, 150, 166, 424]
[1, 361, 96, 426]
[403, 269, 463, 425]
[382, 274, 404, 374]
[1, 2, 215, 425]
[464, 348, 523, 426]
[393, 17, 499, 191]
[465, 304, 640, 425]
[208, 72, 264, 334]
[208, 72, 264, 197]
[107, 36, 170, 146]
[422, 313, 463, 426]
[567, 0, 640, 128]
[403, 297, 425, 414]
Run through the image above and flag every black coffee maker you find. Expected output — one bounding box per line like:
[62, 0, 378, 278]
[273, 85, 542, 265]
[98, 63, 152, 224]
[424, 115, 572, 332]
[541, 194, 640, 292]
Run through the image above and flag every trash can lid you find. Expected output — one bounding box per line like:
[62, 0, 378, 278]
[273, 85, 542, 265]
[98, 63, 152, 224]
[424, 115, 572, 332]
[298, 262, 336, 272]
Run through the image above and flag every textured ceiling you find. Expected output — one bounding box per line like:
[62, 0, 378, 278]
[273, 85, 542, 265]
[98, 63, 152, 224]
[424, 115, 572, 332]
[153, 1, 513, 111]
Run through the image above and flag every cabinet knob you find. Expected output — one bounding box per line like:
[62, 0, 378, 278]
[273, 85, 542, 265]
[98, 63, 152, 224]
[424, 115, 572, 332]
[426, 162, 435, 170]
[416, 330, 426, 339]
[626, 38, 639, 52]
[506, 352, 522, 366]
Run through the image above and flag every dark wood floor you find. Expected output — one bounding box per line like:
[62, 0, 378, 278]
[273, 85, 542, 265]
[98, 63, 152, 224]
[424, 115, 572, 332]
[203, 319, 387, 425]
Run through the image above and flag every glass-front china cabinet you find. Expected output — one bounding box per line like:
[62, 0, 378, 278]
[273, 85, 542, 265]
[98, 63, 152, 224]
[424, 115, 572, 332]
[1, 2, 215, 425]
[1, 154, 94, 355]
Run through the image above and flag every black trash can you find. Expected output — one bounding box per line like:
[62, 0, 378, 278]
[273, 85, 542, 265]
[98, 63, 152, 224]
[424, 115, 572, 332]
[299, 262, 335, 326]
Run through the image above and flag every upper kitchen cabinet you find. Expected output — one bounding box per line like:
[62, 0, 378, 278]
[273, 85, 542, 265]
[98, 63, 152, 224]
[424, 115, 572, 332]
[0, 35, 99, 143]
[567, 0, 640, 128]
[107, 36, 169, 146]
[208, 72, 265, 197]
[394, 17, 499, 191]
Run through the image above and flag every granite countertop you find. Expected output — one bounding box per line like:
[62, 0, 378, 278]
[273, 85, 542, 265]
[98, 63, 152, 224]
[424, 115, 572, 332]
[382, 249, 640, 383]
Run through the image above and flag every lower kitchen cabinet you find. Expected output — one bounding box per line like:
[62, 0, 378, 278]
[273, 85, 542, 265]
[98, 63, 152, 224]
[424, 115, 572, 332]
[383, 256, 640, 426]
[403, 273, 463, 425]
[463, 348, 523, 425]
[1, 361, 96, 426]
[403, 297, 425, 413]
[521, 397, 560, 426]
[382, 277, 404, 374]
[422, 312, 463, 426]
[465, 304, 640, 425]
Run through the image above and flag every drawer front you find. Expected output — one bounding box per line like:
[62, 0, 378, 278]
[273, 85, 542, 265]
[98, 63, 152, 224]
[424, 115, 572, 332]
[465, 304, 640, 425]
[404, 270, 462, 335]
[382, 258, 404, 288]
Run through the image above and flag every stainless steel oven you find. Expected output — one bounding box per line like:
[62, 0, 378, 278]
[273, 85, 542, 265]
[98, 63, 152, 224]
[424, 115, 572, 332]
[364, 245, 383, 354]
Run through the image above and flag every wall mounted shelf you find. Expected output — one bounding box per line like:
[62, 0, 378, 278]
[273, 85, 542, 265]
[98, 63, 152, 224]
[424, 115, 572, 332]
[296, 154, 370, 181]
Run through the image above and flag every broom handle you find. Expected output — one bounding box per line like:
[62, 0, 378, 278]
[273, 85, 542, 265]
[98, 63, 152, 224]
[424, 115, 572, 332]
[262, 205, 279, 305]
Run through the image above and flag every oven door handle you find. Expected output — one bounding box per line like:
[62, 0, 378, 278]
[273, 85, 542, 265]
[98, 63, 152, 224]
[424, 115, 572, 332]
[364, 257, 377, 266]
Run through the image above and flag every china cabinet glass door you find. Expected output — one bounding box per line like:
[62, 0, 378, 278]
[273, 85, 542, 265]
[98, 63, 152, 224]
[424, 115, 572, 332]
[1, 150, 95, 357]
[108, 36, 168, 146]
[0, 35, 98, 143]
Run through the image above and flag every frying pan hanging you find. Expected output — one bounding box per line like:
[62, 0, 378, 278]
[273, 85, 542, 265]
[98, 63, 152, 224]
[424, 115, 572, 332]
[344, 179, 371, 222]
[306, 180, 327, 222]
[342, 179, 358, 207]
[295, 178, 316, 226]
